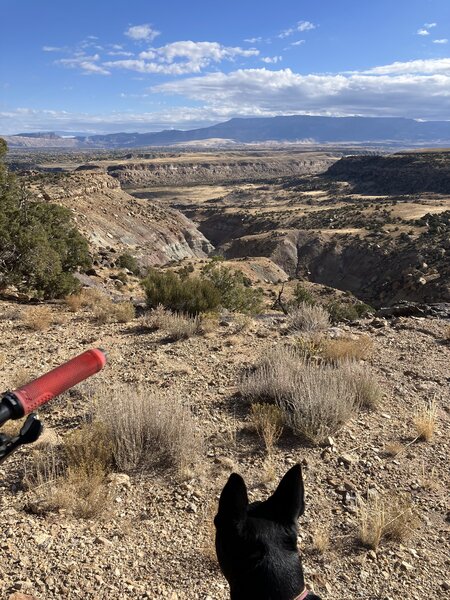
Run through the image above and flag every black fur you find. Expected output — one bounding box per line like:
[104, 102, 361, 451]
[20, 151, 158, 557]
[215, 464, 322, 600]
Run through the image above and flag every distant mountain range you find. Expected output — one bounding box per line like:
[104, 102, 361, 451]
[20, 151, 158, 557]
[4, 115, 450, 149]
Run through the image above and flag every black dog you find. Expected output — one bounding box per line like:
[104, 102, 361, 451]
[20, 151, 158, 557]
[215, 464, 322, 600]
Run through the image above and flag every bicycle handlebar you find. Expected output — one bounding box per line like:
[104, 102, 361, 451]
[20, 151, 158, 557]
[0, 348, 106, 426]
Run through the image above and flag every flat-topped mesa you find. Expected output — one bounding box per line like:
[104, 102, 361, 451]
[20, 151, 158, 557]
[32, 171, 213, 266]
[105, 155, 335, 186]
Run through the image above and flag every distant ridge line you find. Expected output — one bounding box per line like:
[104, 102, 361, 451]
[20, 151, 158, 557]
[3, 114, 450, 149]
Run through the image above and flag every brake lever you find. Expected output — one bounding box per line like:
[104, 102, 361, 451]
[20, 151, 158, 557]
[0, 414, 43, 465]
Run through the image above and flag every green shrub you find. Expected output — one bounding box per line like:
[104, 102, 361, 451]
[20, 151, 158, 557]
[115, 271, 128, 284]
[201, 263, 264, 314]
[0, 139, 91, 298]
[292, 283, 316, 306]
[117, 253, 140, 275]
[142, 269, 220, 315]
[326, 300, 372, 323]
[177, 263, 195, 279]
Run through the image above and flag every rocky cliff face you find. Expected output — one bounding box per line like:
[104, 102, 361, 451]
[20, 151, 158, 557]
[33, 172, 213, 266]
[222, 229, 450, 307]
[106, 154, 335, 187]
[324, 151, 450, 194]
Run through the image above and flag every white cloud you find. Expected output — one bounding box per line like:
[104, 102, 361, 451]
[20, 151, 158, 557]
[291, 40, 306, 46]
[261, 56, 282, 64]
[106, 41, 259, 75]
[279, 20, 316, 38]
[42, 46, 64, 52]
[125, 24, 160, 42]
[0, 106, 236, 135]
[57, 53, 111, 76]
[297, 21, 315, 32]
[107, 50, 134, 57]
[433, 39, 448, 44]
[361, 57, 450, 75]
[152, 62, 450, 121]
[244, 37, 263, 43]
[417, 22, 438, 36]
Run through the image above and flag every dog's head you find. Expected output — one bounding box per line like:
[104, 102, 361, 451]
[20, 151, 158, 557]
[215, 464, 320, 600]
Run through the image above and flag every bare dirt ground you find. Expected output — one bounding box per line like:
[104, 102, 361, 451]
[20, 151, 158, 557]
[0, 298, 448, 600]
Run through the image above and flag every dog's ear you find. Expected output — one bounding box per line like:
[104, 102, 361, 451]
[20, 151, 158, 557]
[267, 464, 304, 523]
[216, 473, 248, 523]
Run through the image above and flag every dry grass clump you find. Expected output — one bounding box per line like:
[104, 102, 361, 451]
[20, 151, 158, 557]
[65, 293, 84, 312]
[444, 325, 450, 342]
[22, 306, 53, 331]
[241, 346, 360, 444]
[413, 399, 437, 442]
[287, 302, 330, 333]
[24, 422, 113, 519]
[232, 313, 253, 333]
[346, 365, 382, 410]
[358, 492, 419, 550]
[280, 363, 359, 444]
[142, 305, 207, 340]
[92, 299, 135, 324]
[295, 335, 324, 361]
[65, 287, 106, 312]
[261, 455, 277, 484]
[321, 335, 373, 363]
[311, 526, 330, 554]
[111, 301, 135, 323]
[250, 403, 283, 453]
[384, 441, 404, 457]
[94, 383, 201, 476]
[240, 346, 301, 403]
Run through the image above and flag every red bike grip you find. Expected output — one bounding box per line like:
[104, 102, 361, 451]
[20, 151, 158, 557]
[11, 348, 106, 415]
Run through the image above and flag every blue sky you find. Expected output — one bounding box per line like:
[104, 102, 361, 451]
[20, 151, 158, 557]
[1, 0, 450, 134]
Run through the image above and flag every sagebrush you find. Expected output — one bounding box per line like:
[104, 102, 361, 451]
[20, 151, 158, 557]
[241, 346, 360, 443]
[287, 302, 330, 332]
[93, 383, 202, 475]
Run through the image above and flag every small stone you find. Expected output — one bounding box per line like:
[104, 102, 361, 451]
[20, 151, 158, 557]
[33, 533, 52, 548]
[338, 453, 355, 466]
[400, 561, 414, 572]
[94, 536, 113, 546]
[107, 473, 131, 488]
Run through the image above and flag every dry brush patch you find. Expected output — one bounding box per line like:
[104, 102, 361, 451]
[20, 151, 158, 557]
[92, 299, 135, 324]
[250, 403, 283, 454]
[321, 335, 373, 363]
[310, 525, 331, 554]
[93, 383, 202, 477]
[142, 305, 215, 340]
[286, 302, 330, 333]
[65, 288, 134, 323]
[357, 492, 420, 550]
[65, 287, 106, 311]
[241, 346, 361, 444]
[24, 421, 113, 519]
[413, 399, 437, 442]
[444, 324, 450, 342]
[22, 305, 54, 331]
[345, 363, 382, 410]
